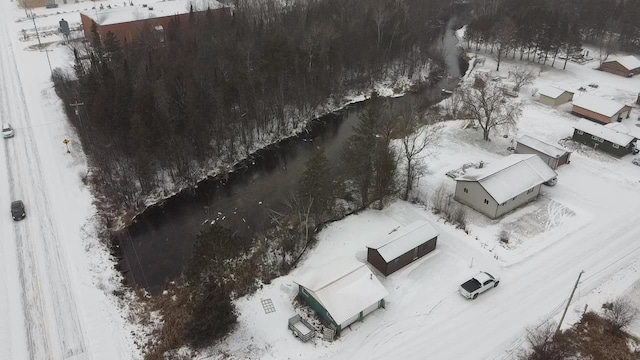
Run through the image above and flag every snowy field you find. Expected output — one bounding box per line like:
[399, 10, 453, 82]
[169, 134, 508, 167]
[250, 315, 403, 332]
[208, 34, 640, 360]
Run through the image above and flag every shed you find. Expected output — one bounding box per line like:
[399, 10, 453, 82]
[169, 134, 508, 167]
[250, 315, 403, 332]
[571, 94, 631, 124]
[454, 154, 557, 219]
[80, 0, 230, 44]
[600, 55, 640, 77]
[572, 119, 635, 157]
[538, 86, 574, 106]
[294, 258, 388, 335]
[515, 135, 572, 169]
[366, 221, 439, 276]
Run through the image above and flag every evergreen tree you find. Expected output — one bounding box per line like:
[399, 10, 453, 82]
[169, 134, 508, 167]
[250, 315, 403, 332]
[298, 146, 333, 222]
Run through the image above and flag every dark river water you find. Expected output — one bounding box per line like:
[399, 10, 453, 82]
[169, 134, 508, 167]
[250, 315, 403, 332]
[116, 23, 467, 295]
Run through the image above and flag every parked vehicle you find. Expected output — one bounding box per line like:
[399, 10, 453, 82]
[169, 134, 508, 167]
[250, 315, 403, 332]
[633, 158, 640, 166]
[11, 200, 26, 221]
[2, 123, 14, 138]
[545, 177, 558, 186]
[459, 272, 499, 299]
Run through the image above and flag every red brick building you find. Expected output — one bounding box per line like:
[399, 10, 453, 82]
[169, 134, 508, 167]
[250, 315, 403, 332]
[80, 0, 230, 44]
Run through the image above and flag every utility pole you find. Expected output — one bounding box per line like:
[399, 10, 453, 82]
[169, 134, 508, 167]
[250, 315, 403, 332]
[556, 270, 584, 334]
[29, 9, 53, 76]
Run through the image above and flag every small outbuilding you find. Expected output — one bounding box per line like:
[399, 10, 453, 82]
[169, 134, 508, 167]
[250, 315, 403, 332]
[366, 221, 439, 276]
[294, 258, 388, 335]
[454, 154, 557, 219]
[538, 86, 574, 106]
[571, 94, 631, 124]
[515, 135, 572, 169]
[572, 119, 635, 157]
[600, 55, 640, 77]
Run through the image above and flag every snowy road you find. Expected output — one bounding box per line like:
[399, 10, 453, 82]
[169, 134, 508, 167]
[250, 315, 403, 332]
[0, 3, 133, 359]
[0, 9, 88, 360]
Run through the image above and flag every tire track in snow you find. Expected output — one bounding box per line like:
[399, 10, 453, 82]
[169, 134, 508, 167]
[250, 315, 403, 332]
[0, 9, 88, 360]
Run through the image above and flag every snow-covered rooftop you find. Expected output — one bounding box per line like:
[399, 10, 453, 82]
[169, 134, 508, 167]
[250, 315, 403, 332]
[517, 134, 570, 159]
[572, 94, 627, 117]
[294, 258, 389, 325]
[574, 119, 635, 146]
[81, 0, 225, 26]
[604, 55, 640, 71]
[538, 85, 572, 99]
[456, 154, 557, 204]
[605, 122, 640, 140]
[367, 221, 439, 262]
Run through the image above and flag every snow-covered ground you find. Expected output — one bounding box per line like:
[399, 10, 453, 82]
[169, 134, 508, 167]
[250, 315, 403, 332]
[208, 43, 640, 359]
[0, 1, 137, 359]
[3, 1, 640, 359]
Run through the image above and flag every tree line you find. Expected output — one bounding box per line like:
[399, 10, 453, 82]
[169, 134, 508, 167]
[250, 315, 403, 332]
[464, 0, 640, 71]
[53, 0, 453, 211]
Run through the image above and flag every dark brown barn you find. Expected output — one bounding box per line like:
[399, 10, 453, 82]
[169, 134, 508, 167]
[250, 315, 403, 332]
[80, 0, 231, 45]
[367, 221, 439, 276]
[600, 55, 640, 77]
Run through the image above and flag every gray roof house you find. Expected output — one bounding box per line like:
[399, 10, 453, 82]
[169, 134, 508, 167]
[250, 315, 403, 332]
[454, 154, 557, 219]
[538, 86, 574, 107]
[515, 135, 572, 169]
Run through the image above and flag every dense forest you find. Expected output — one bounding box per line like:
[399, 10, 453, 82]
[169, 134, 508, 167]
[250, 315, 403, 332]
[465, 0, 640, 70]
[53, 0, 454, 212]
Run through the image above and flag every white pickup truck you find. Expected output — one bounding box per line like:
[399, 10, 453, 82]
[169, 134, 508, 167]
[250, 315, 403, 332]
[459, 272, 500, 299]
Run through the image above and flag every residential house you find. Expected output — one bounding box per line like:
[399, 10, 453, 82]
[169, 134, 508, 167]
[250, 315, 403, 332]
[454, 154, 557, 219]
[571, 94, 631, 124]
[538, 86, 574, 106]
[600, 55, 640, 77]
[515, 135, 571, 169]
[294, 258, 388, 335]
[572, 119, 635, 157]
[367, 221, 439, 276]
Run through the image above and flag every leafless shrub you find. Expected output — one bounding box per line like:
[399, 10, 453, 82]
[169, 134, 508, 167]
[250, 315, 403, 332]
[499, 229, 510, 244]
[431, 183, 466, 230]
[431, 183, 450, 215]
[519, 320, 569, 360]
[602, 298, 639, 335]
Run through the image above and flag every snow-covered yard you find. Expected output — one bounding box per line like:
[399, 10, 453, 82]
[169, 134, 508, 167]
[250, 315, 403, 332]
[208, 40, 640, 360]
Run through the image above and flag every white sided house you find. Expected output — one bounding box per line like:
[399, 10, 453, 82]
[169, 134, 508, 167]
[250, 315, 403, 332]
[515, 135, 572, 170]
[454, 155, 557, 219]
[538, 86, 574, 106]
[294, 257, 389, 335]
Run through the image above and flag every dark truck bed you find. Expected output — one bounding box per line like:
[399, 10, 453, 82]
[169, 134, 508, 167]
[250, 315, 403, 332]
[461, 278, 482, 293]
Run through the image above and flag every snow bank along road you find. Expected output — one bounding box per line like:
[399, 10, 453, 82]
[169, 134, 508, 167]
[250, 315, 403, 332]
[0, 11, 90, 360]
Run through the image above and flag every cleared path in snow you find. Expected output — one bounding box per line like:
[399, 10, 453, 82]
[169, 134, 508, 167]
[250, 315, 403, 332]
[0, 8, 88, 360]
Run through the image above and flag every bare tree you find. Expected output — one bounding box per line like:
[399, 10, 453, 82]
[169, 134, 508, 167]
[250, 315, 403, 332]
[602, 298, 639, 334]
[597, 33, 619, 67]
[398, 102, 443, 201]
[492, 17, 516, 72]
[508, 66, 536, 91]
[460, 80, 523, 141]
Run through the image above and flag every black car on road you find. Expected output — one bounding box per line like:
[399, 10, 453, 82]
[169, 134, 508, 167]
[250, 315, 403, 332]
[11, 200, 26, 221]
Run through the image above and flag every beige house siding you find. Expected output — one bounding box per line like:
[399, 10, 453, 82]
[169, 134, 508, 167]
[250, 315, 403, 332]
[454, 181, 498, 218]
[494, 185, 542, 218]
[541, 92, 573, 106]
[455, 181, 543, 219]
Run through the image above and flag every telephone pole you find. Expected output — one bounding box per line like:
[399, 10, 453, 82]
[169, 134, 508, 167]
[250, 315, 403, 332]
[556, 270, 584, 334]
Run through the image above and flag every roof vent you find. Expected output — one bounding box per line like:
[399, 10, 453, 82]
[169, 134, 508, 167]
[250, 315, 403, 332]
[148, 6, 153, 10]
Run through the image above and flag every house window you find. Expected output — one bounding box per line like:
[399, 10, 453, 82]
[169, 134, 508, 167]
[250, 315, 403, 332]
[591, 135, 604, 143]
[527, 188, 534, 194]
[512, 196, 517, 201]
[500, 202, 505, 206]
[463, 188, 469, 193]
[576, 130, 584, 135]
[483, 199, 489, 204]
[612, 143, 620, 149]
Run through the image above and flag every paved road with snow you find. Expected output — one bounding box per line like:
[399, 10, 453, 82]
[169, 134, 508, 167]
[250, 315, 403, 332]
[0, 10, 89, 360]
[0, 4, 133, 359]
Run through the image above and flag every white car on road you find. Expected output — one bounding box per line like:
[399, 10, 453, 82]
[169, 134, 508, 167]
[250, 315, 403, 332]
[460, 272, 500, 299]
